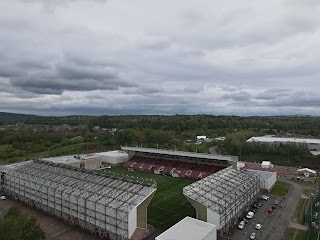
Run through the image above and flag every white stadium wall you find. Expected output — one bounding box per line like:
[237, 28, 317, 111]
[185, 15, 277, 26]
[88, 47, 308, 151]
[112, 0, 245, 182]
[207, 209, 221, 229]
[128, 207, 137, 238]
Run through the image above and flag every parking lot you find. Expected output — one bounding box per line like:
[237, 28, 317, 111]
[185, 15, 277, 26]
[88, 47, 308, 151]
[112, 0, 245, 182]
[229, 194, 283, 240]
[226, 180, 304, 240]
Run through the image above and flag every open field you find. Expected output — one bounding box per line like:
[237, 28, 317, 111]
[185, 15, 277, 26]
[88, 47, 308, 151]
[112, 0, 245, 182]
[283, 228, 307, 240]
[270, 181, 290, 196]
[102, 167, 196, 230]
[294, 198, 308, 224]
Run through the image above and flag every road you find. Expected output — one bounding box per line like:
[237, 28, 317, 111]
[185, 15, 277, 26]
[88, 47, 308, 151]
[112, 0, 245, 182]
[209, 146, 218, 155]
[262, 180, 304, 240]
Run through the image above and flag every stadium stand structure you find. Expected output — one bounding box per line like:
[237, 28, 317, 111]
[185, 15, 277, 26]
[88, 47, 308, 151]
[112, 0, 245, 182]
[1, 160, 156, 240]
[183, 166, 260, 234]
[121, 147, 238, 180]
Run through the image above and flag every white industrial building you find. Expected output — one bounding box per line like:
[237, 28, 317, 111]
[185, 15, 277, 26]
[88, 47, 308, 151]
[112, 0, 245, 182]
[261, 161, 273, 169]
[96, 151, 128, 164]
[244, 169, 277, 192]
[297, 168, 317, 177]
[155, 217, 216, 240]
[247, 136, 320, 151]
[183, 167, 260, 233]
[2, 160, 156, 239]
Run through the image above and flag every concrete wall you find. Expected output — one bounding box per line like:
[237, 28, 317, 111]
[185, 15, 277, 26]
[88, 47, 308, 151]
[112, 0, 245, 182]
[185, 196, 207, 222]
[136, 191, 156, 228]
[207, 209, 220, 230]
[128, 207, 137, 238]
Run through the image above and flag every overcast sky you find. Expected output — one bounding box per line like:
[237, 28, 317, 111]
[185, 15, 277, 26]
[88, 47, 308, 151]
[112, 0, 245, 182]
[0, 0, 320, 116]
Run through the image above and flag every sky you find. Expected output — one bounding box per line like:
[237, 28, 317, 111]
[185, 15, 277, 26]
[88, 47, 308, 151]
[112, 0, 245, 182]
[0, 0, 320, 116]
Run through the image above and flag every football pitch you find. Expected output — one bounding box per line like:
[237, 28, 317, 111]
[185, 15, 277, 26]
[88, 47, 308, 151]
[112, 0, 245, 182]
[102, 167, 196, 230]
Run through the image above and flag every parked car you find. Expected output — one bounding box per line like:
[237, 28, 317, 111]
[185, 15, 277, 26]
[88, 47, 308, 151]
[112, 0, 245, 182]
[258, 202, 262, 207]
[272, 204, 277, 209]
[260, 195, 269, 200]
[255, 224, 262, 230]
[251, 208, 257, 214]
[249, 232, 256, 239]
[274, 200, 279, 205]
[0, 196, 6, 200]
[246, 211, 254, 219]
[252, 204, 259, 209]
[268, 208, 273, 213]
[238, 220, 245, 230]
[242, 218, 249, 223]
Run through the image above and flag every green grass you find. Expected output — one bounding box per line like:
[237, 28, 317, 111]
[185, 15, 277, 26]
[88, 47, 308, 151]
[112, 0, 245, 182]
[308, 227, 320, 240]
[270, 181, 290, 196]
[0, 143, 88, 165]
[283, 228, 307, 240]
[294, 198, 308, 224]
[102, 167, 196, 230]
[303, 189, 316, 195]
[289, 179, 316, 186]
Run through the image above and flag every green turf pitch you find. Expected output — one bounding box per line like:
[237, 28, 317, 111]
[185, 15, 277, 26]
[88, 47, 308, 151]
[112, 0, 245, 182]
[102, 167, 196, 230]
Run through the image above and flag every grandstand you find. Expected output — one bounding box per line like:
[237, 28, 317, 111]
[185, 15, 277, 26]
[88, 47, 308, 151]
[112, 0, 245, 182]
[1, 160, 156, 240]
[121, 147, 238, 179]
[183, 166, 260, 234]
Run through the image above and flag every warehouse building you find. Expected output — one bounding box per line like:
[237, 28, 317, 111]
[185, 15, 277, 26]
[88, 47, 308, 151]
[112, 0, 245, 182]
[2, 160, 156, 239]
[183, 167, 260, 233]
[297, 168, 317, 177]
[155, 217, 216, 240]
[243, 169, 277, 192]
[247, 136, 320, 151]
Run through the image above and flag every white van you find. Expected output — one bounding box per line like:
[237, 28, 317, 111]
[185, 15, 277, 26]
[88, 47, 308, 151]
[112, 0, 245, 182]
[246, 211, 254, 219]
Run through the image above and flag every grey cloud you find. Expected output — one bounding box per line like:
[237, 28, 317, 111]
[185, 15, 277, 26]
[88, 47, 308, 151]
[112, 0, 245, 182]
[267, 91, 320, 108]
[0, 0, 320, 116]
[222, 91, 252, 101]
[255, 89, 291, 100]
[3, 53, 135, 95]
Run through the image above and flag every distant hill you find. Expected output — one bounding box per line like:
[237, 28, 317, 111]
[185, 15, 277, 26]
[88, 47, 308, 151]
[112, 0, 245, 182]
[0, 112, 38, 121]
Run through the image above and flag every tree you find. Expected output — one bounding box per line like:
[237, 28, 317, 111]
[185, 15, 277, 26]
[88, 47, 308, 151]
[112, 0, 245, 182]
[0, 206, 45, 240]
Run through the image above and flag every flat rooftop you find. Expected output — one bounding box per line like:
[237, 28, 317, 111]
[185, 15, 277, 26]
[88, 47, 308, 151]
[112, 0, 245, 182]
[247, 136, 320, 144]
[96, 150, 128, 157]
[155, 216, 216, 240]
[121, 146, 238, 162]
[244, 169, 276, 180]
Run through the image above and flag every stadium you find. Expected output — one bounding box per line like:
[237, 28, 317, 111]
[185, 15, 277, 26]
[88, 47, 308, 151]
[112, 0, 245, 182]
[0, 147, 271, 240]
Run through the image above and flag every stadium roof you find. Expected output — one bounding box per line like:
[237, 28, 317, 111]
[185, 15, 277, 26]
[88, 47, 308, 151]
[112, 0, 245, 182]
[0, 160, 33, 173]
[6, 160, 156, 212]
[155, 217, 216, 240]
[121, 146, 238, 162]
[183, 166, 260, 214]
[247, 136, 320, 144]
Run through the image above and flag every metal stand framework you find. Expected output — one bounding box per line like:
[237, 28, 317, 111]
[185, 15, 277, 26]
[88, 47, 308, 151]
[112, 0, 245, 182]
[183, 166, 260, 234]
[3, 160, 156, 240]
